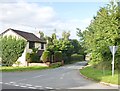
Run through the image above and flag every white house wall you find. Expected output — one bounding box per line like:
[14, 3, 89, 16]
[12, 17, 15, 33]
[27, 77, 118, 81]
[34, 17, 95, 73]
[17, 44, 27, 66]
[35, 42, 41, 50]
[26, 42, 32, 53]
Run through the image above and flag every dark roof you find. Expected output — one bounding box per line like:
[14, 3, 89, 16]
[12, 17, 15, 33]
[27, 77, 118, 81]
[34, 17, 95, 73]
[1, 28, 46, 43]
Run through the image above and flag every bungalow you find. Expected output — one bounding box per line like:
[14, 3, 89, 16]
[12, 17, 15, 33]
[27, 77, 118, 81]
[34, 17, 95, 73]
[1, 28, 46, 66]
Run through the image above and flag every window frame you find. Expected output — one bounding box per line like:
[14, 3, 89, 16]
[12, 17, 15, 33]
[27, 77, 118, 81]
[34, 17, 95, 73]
[41, 43, 44, 49]
[29, 41, 35, 49]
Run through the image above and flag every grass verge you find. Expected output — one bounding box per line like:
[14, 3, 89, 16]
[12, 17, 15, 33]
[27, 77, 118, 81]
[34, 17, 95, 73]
[0, 66, 49, 72]
[0, 62, 63, 72]
[80, 66, 119, 85]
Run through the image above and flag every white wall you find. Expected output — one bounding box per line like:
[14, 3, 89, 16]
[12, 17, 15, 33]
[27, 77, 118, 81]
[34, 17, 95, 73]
[35, 42, 41, 50]
[17, 44, 27, 66]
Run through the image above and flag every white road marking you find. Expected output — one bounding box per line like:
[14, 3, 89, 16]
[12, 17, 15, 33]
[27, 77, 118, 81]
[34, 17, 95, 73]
[20, 85, 27, 88]
[14, 84, 19, 86]
[28, 87, 37, 89]
[0, 82, 2, 84]
[45, 87, 53, 89]
[10, 82, 15, 83]
[34, 86, 42, 88]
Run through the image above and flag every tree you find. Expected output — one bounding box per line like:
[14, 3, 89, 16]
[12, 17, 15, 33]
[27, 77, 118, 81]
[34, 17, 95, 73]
[46, 31, 74, 63]
[0, 36, 26, 66]
[77, 2, 120, 69]
[39, 31, 44, 39]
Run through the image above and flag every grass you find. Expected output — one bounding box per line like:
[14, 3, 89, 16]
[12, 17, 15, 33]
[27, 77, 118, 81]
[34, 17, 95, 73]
[0, 66, 49, 72]
[0, 62, 63, 72]
[80, 66, 119, 85]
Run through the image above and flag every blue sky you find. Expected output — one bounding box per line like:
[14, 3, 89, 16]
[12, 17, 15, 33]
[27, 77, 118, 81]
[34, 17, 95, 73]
[0, 1, 108, 39]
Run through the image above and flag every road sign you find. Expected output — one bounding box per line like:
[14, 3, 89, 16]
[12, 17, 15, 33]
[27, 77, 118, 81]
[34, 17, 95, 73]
[109, 46, 118, 77]
[109, 46, 118, 55]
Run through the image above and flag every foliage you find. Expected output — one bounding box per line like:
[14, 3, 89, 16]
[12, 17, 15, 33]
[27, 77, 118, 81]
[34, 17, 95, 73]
[41, 51, 51, 63]
[0, 36, 26, 66]
[70, 39, 85, 55]
[26, 48, 40, 63]
[71, 54, 84, 62]
[30, 53, 40, 63]
[26, 53, 32, 63]
[50, 62, 62, 68]
[46, 31, 75, 63]
[80, 66, 119, 85]
[77, 2, 120, 69]
[0, 66, 48, 72]
[62, 31, 70, 40]
[54, 51, 62, 62]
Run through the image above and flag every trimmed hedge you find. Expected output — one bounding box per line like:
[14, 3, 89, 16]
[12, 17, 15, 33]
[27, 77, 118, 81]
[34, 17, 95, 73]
[71, 54, 84, 62]
[54, 51, 62, 62]
[26, 53, 40, 63]
[41, 51, 51, 63]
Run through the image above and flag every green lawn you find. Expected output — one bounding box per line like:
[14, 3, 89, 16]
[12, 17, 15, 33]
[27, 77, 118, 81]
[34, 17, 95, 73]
[0, 62, 62, 72]
[0, 66, 49, 72]
[80, 66, 119, 85]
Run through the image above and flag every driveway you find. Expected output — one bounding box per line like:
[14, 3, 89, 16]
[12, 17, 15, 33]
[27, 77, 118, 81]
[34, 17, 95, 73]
[0, 61, 118, 90]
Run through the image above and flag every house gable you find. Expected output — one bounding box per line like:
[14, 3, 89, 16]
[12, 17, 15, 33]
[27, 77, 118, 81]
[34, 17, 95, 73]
[1, 29, 27, 41]
[1, 28, 46, 43]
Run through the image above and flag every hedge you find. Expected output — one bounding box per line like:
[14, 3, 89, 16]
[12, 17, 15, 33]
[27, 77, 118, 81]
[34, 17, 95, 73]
[71, 54, 84, 62]
[54, 51, 62, 62]
[41, 51, 51, 63]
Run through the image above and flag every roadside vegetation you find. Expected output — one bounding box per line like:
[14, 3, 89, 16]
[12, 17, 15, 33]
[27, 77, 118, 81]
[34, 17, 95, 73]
[78, 2, 119, 85]
[77, 2, 119, 70]
[80, 66, 119, 85]
[0, 62, 62, 72]
[0, 36, 26, 66]
[0, 66, 48, 72]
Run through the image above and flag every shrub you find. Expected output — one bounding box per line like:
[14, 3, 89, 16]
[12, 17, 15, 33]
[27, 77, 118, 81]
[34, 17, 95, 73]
[54, 51, 62, 62]
[1, 36, 26, 66]
[71, 54, 84, 62]
[30, 53, 40, 63]
[41, 51, 50, 63]
[26, 53, 32, 63]
[50, 62, 62, 68]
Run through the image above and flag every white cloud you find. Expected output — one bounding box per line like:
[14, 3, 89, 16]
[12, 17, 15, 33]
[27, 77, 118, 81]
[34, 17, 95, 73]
[0, 1, 56, 24]
[0, 1, 91, 39]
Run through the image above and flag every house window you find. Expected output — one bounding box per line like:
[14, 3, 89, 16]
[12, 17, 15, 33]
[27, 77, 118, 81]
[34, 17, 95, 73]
[29, 41, 35, 49]
[41, 43, 44, 49]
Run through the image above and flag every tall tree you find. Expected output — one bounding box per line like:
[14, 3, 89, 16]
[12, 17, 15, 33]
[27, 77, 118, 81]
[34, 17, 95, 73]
[77, 2, 120, 69]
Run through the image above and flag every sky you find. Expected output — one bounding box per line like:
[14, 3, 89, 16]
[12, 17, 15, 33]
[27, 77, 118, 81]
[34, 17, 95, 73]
[0, 0, 109, 39]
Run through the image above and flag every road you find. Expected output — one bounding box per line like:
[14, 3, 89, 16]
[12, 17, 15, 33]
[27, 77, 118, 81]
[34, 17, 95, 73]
[0, 61, 118, 90]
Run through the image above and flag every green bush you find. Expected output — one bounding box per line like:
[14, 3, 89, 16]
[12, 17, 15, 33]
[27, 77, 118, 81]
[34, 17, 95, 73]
[54, 51, 62, 62]
[26, 53, 32, 63]
[1, 36, 26, 66]
[50, 62, 62, 68]
[93, 61, 112, 70]
[41, 51, 50, 63]
[30, 53, 40, 63]
[71, 54, 84, 62]
[26, 52, 40, 63]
